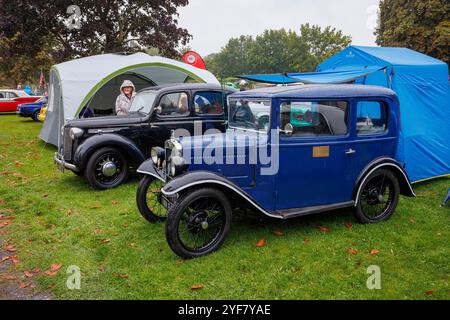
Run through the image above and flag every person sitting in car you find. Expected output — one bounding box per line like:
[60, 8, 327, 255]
[115, 80, 136, 115]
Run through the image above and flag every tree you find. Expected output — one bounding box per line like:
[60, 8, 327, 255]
[0, 0, 191, 85]
[206, 24, 351, 78]
[376, 0, 450, 63]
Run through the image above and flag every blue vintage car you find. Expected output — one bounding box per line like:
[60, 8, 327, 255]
[136, 84, 416, 259]
[16, 96, 48, 121]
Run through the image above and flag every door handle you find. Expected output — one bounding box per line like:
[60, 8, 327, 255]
[345, 148, 356, 155]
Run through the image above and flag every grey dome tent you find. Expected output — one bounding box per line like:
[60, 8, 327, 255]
[39, 52, 219, 146]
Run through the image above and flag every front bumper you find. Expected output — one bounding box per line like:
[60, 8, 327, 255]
[54, 152, 80, 173]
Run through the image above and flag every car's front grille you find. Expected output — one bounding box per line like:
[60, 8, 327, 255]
[63, 127, 73, 161]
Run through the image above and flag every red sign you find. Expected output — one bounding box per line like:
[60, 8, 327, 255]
[181, 51, 207, 70]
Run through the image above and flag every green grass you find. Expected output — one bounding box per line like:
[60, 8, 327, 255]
[0, 114, 449, 300]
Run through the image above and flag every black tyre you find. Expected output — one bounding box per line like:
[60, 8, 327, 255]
[32, 110, 40, 122]
[166, 188, 232, 259]
[354, 169, 400, 224]
[84, 147, 129, 190]
[136, 175, 167, 223]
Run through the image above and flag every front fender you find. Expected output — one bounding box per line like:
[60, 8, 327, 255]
[161, 171, 281, 219]
[74, 134, 146, 170]
[137, 159, 167, 182]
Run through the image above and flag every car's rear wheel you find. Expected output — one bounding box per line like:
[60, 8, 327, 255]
[166, 188, 232, 259]
[32, 110, 40, 122]
[354, 169, 400, 223]
[136, 175, 167, 223]
[84, 147, 129, 190]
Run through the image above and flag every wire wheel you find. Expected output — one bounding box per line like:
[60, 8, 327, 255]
[136, 176, 167, 223]
[355, 169, 400, 223]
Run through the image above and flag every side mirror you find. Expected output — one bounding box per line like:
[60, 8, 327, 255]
[279, 123, 294, 136]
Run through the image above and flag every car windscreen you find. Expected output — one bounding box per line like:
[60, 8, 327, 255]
[129, 92, 157, 114]
[228, 99, 271, 132]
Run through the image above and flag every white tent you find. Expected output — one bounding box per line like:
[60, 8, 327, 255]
[39, 52, 219, 146]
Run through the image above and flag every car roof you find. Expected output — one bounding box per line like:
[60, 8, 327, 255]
[138, 83, 237, 94]
[0, 89, 29, 97]
[230, 84, 398, 100]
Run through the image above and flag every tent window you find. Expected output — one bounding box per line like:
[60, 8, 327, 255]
[280, 101, 348, 136]
[356, 101, 387, 135]
[157, 92, 190, 117]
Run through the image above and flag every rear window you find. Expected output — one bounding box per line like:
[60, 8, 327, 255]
[356, 101, 388, 135]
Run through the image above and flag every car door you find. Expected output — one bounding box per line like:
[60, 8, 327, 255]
[0, 91, 10, 112]
[145, 91, 195, 148]
[274, 99, 356, 210]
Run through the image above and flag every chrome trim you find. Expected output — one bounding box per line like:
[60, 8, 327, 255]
[354, 163, 416, 206]
[161, 180, 282, 219]
[54, 153, 80, 172]
[136, 170, 166, 182]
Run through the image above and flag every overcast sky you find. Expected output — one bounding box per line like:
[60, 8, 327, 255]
[178, 0, 381, 56]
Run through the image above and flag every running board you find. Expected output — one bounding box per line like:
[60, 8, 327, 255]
[276, 201, 355, 220]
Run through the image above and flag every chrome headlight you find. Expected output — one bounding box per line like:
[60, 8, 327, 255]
[170, 140, 183, 158]
[151, 147, 165, 166]
[169, 156, 186, 177]
[69, 128, 84, 140]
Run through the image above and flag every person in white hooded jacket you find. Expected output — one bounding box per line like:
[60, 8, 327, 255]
[115, 80, 136, 115]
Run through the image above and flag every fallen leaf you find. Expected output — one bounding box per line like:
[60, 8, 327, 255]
[14, 162, 24, 167]
[0, 221, 13, 228]
[19, 282, 35, 289]
[42, 194, 49, 198]
[273, 231, 285, 237]
[344, 222, 353, 230]
[32, 268, 41, 273]
[5, 245, 17, 252]
[10, 256, 20, 265]
[0, 256, 10, 263]
[425, 290, 434, 295]
[23, 271, 34, 278]
[0, 274, 16, 281]
[409, 218, 415, 224]
[256, 239, 266, 247]
[66, 209, 73, 215]
[90, 205, 102, 209]
[370, 248, 379, 255]
[50, 263, 62, 272]
[100, 239, 111, 244]
[303, 238, 311, 244]
[347, 248, 359, 255]
[191, 284, 204, 290]
[112, 274, 128, 279]
[128, 243, 136, 248]
[176, 259, 185, 265]
[111, 200, 118, 205]
[0, 199, 5, 205]
[44, 271, 57, 277]
[318, 226, 331, 233]
[99, 264, 105, 272]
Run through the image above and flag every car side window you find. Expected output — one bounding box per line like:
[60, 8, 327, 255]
[194, 91, 225, 116]
[356, 101, 388, 135]
[157, 92, 189, 117]
[280, 101, 348, 136]
[0, 92, 5, 99]
[7, 92, 18, 99]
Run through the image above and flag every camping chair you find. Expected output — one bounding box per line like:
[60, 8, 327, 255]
[442, 188, 450, 207]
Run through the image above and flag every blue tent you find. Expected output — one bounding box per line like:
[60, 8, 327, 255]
[239, 46, 450, 182]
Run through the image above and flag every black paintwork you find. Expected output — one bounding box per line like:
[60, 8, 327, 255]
[61, 84, 236, 171]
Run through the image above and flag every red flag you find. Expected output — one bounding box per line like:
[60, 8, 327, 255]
[181, 51, 207, 70]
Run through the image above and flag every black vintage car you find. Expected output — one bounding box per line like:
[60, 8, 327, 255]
[54, 84, 236, 189]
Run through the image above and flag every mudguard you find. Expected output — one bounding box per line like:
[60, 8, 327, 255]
[161, 171, 281, 219]
[137, 159, 166, 182]
[353, 157, 416, 206]
[74, 134, 146, 170]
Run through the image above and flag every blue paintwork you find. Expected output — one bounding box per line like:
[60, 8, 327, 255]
[16, 97, 47, 117]
[164, 85, 408, 214]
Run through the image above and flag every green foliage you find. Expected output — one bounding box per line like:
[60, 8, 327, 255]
[206, 24, 352, 78]
[0, 115, 449, 299]
[376, 0, 450, 63]
[0, 0, 191, 86]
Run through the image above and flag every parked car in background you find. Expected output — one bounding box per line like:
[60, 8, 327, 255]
[54, 83, 236, 190]
[0, 89, 41, 113]
[16, 96, 48, 121]
[137, 84, 416, 259]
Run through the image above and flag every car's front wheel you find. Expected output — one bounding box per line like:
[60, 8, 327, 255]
[354, 169, 400, 223]
[32, 110, 40, 122]
[136, 175, 168, 223]
[84, 147, 129, 190]
[166, 188, 232, 259]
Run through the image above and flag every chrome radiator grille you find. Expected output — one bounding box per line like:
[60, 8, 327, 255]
[63, 127, 73, 161]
